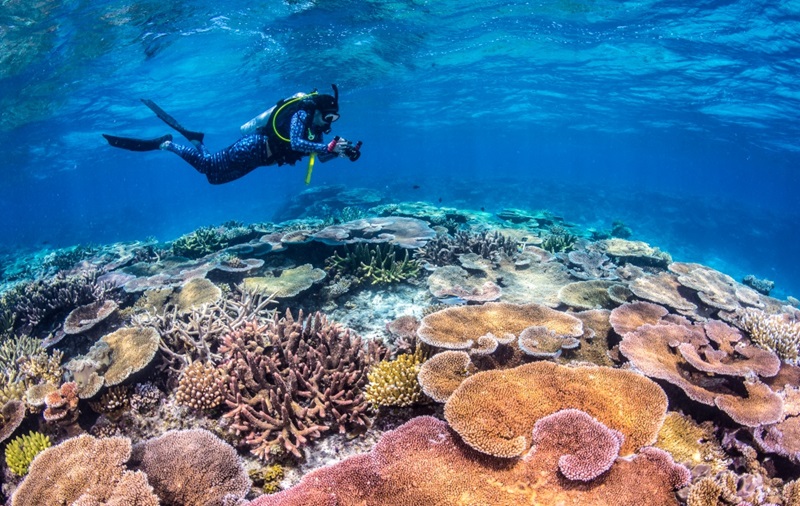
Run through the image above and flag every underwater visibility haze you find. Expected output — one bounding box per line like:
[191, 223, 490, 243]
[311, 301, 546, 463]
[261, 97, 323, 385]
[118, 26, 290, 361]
[2, 0, 800, 505]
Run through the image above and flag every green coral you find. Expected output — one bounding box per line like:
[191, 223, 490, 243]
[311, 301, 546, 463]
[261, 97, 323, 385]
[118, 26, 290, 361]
[172, 226, 228, 259]
[541, 225, 578, 253]
[364, 349, 424, 407]
[5, 431, 51, 476]
[326, 244, 420, 285]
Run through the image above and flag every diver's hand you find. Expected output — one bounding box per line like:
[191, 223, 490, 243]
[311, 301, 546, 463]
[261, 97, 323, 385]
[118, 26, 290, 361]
[327, 137, 350, 156]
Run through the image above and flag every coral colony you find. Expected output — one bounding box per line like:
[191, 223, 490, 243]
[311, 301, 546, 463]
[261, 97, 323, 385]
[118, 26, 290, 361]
[0, 194, 799, 505]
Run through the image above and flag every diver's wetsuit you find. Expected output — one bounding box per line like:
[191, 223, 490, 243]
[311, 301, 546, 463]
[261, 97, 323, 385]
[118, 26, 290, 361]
[163, 109, 335, 184]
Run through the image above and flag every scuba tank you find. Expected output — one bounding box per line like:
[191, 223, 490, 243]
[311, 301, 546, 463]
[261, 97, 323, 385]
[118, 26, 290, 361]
[240, 92, 310, 136]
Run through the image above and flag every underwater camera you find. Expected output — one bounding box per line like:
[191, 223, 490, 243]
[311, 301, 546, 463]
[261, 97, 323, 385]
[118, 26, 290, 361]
[334, 136, 362, 161]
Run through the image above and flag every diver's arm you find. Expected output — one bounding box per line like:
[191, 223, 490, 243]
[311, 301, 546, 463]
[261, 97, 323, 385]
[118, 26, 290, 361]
[290, 110, 329, 153]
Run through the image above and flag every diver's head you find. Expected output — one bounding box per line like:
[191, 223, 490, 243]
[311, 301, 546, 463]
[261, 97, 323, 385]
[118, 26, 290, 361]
[312, 84, 340, 126]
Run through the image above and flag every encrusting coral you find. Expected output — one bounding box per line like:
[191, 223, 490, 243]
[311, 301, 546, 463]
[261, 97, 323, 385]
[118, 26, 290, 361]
[4, 430, 51, 476]
[220, 309, 388, 459]
[364, 348, 424, 407]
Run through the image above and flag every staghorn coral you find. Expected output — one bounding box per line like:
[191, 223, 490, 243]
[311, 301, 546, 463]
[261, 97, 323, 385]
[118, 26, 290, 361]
[655, 412, 730, 473]
[444, 361, 668, 458]
[739, 307, 800, 363]
[541, 225, 578, 253]
[248, 415, 688, 506]
[129, 429, 250, 506]
[325, 243, 420, 285]
[172, 226, 229, 259]
[415, 229, 518, 266]
[175, 360, 226, 411]
[364, 349, 424, 407]
[220, 309, 388, 459]
[10, 434, 159, 506]
[4, 431, 51, 476]
[132, 287, 276, 376]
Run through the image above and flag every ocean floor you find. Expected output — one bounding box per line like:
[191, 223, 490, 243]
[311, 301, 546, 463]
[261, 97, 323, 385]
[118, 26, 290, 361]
[1, 194, 799, 505]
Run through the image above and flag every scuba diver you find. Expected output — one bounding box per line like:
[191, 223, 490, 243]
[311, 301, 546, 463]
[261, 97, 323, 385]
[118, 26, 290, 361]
[102, 85, 362, 185]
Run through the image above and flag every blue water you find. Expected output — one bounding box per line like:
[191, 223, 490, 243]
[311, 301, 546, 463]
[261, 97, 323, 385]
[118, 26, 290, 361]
[1, 0, 799, 298]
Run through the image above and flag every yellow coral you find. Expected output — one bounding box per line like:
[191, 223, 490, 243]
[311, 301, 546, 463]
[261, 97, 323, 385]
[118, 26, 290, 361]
[655, 412, 729, 473]
[5, 431, 51, 476]
[740, 308, 800, 362]
[365, 350, 424, 407]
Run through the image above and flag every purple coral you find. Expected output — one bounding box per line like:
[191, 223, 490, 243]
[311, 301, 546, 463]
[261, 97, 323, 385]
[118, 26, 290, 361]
[530, 408, 623, 481]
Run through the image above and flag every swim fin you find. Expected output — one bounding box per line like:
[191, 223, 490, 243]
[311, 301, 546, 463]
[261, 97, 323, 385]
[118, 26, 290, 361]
[103, 133, 172, 151]
[140, 99, 205, 143]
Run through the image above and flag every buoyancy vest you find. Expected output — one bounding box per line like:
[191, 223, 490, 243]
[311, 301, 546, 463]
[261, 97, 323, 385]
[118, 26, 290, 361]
[240, 91, 322, 166]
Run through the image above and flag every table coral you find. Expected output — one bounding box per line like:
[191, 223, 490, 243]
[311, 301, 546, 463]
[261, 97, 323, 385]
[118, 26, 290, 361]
[220, 309, 387, 459]
[417, 350, 474, 402]
[417, 301, 584, 351]
[444, 361, 668, 458]
[10, 434, 159, 506]
[101, 326, 160, 386]
[247, 415, 688, 506]
[170, 277, 222, 313]
[530, 408, 623, 481]
[63, 299, 118, 335]
[557, 279, 618, 310]
[518, 325, 579, 358]
[312, 217, 436, 249]
[0, 399, 25, 443]
[129, 428, 250, 506]
[243, 264, 326, 298]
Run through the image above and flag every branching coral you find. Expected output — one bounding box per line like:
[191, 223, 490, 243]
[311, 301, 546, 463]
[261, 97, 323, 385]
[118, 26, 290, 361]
[415, 229, 518, 266]
[541, 225, 578, 253]
[739, 308, 800, 363]
[172, 226, 229, 259]
[326, 243, 420, 285]
[220, 309, 387, 459]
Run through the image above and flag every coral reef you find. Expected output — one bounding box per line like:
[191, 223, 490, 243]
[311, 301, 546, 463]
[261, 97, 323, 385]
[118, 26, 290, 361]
[655, 412, 730, 473]
[220, 309, 387, 459]
[4, 431, 51, 476]
[0, 399, 25, 443]
[541, 225, 578, 253]
[243, 264, 326, 298]
[417, 350, 474, 402]
[415, 229, 518, 266]
[172, 226, 230, 259]
[744, 274, 775, 295]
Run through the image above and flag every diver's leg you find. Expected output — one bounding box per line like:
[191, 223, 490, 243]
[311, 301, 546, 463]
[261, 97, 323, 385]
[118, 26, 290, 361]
[161, 137, 268, 185]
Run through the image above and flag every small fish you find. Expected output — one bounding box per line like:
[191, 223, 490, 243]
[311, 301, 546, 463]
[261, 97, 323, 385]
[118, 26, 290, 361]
[412, 185, 420, 190]
[480, 207, 485, 212]
[438, 197, 442, 203]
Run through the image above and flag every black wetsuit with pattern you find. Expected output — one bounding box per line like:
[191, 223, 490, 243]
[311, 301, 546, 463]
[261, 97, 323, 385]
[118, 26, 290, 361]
[164, 109, 335, 184]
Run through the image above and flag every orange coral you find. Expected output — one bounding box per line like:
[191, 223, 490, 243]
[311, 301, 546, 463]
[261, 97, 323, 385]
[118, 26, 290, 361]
[444, 361, 668, 458]
[417, 302, 583, 350]
[417, 350, 474, 402]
